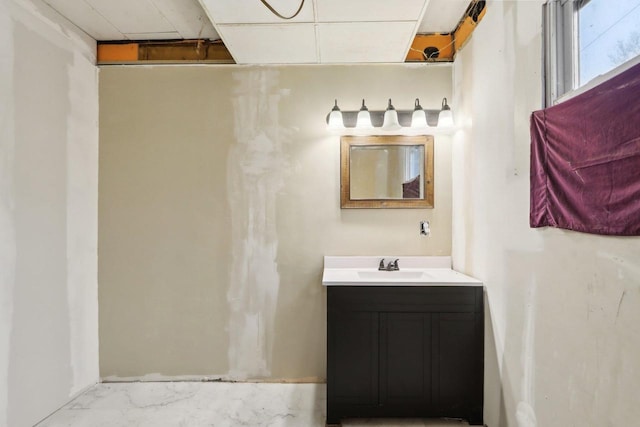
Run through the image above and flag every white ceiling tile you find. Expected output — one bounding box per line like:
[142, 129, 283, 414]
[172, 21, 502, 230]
[318, 22, 417, 63]
[85, 0, 176, 34]
[316, 0, 427, 22]
[42, 0, 125, 40]
[124, 32, 182, 40]
[198, 0, 314, 24]
[151, 0, 219, 39]
[418, 0, 469, 33]
[218, 24, 317, 63]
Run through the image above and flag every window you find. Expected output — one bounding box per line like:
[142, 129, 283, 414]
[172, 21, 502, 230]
[544, 0, 640, 105]
[579, 0, 640, 84]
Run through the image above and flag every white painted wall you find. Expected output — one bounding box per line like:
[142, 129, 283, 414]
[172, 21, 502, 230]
[0, 1, 99, 426]
[452, 1, 640, 426]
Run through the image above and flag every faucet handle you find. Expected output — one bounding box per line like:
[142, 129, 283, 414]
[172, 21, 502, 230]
[392, 259, 399, 270]
[378, 259, 385, 270]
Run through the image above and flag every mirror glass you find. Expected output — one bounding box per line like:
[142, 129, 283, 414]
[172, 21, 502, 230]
[341, 135, 434, 209]
[350, 145, 424, 200]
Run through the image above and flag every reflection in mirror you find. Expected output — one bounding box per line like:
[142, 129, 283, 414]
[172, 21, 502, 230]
[341, 136, 434, 209]
[350, 145, 424, 199]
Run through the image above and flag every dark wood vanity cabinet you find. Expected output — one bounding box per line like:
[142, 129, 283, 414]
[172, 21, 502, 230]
[327, 286, 484, 426]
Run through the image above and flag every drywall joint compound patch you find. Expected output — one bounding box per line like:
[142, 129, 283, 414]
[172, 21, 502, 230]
[226, 69, 291, 379]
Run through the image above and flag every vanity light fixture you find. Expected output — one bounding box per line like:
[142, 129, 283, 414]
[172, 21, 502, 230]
[326, 98, 453, 133]
[438, 98, 454, 128]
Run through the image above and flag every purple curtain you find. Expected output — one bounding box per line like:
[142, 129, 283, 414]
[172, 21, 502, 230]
[530, 62, 640, 236]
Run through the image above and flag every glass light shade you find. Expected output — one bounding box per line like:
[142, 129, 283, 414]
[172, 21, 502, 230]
[382, 99, 401, 130]
[356, 99, 373, 129]
[382, 110, 400, 130]
[327, 99, 344, 130]
[438, 110, 454, 128]
[411, 110, 428, 128]
[411, 98, 427, 128]
[438, 97, 454, 128]
[356, 110, 372, 128]
[328, 110, 344, 129]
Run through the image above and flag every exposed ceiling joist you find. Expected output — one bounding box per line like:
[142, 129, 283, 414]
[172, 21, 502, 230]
[97, 40, 234, 64]
[406, 0, 486, 62]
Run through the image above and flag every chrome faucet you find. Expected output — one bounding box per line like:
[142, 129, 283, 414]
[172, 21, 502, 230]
[378, 259, 399, 271]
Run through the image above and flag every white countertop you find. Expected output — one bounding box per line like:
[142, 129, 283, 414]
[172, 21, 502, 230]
[322, 256, 482, 287]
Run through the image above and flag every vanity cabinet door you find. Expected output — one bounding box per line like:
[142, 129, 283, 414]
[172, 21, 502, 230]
[433, 312, 484, 423]
[327, 310, 379, 406]
[379, 312, 432, 411]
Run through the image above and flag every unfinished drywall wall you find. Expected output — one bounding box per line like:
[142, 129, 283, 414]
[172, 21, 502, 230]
[98, 64, 453, 380]
[452, 1, 640, 426]
[0, 1, 99, 426]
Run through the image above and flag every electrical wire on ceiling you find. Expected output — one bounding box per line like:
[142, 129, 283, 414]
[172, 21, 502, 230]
[409, 35, 458, 60]
[259, 0, 305, 20]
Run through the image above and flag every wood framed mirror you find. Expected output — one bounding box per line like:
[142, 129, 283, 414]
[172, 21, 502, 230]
[340, 135, 434, 208]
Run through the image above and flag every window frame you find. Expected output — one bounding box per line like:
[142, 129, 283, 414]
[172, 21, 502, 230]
[543, 0, 579, 106]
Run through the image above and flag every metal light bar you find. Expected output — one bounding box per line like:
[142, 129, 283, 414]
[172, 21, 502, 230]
[326, 109, 441, 128]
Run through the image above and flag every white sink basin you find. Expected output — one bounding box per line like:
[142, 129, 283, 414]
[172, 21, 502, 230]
[322, 256, 482, 287]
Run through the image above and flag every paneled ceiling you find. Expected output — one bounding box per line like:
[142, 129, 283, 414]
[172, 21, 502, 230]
[41, 0, 471, 64]
[41, 0, 219, 40]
